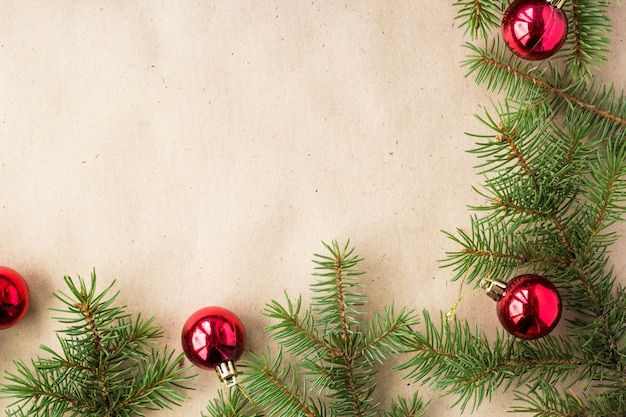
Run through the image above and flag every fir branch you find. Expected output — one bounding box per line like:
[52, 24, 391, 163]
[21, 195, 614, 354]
[513, 384, 626, 417]
[470, 105, 590, 199]
[326, 351, 378, 417]
[442, 216, 530, 284]
[579, 138, 626, 257]
[445, 107, 588, 277]
[264, 293, 341, 358]
[208, 241, 424, 417]
[463, 41, 626, 136]
[2, 361, 98, 414]
[562, 255, 616, 319]
[443, 124, 626, 395]
[1, 271, 194, 416]
[445, 97, 626, 287]
[399, 311, 596, 412]
[384, 393, 428, 417]
[111, 348, 191, 413]
[565, 265, 626, 382]
[443, 2, 626, 415]
[311, 240, 366, 340]
[240, 350, 322, 417]
[310, 241, 395, 417]
[561, 136, 626, 376]
[355, 306, 417, 365]
[565, 0, 612, 78]
[203, 388, 262, 417]
[453, 0, 503, 40]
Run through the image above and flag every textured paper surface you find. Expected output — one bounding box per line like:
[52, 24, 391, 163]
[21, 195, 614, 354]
[1, 2, 625, 415]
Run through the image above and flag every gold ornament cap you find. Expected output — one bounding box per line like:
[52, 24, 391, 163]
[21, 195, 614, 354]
[216, 360, 239, 387]
[481, 279, 507, 302]
[548, 0, 566, 9]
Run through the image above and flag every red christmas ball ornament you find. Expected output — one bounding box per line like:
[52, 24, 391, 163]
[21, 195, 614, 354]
[501, 0, 568, 60]
[0, 266, 30, 330]
[181, 306, 246, 386]
[484, 274, 562, 339]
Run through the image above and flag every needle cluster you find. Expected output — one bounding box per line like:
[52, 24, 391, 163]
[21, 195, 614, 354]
[203, 241, 425, 417]
[1, 272, 193, 417]
[398, 1, 626, 416]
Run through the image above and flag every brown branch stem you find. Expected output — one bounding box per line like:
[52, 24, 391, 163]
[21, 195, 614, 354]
[480, 56, 626, 127]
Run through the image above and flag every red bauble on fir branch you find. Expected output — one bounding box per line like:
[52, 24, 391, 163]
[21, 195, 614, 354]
[181, 306, 246, 387]
[0, 266, 30, 330]
[501, 0, 568, 60]
[484, 274, 562, 339]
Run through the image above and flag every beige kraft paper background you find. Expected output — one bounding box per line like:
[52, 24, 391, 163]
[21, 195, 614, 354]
[1, 2, 626, 416]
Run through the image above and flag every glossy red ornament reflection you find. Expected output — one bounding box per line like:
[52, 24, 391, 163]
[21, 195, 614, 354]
[0, 266, 30, 330]
[181, 306, 245, 386]
[502, 0, 568, 60]
[495, 274, 562, 339]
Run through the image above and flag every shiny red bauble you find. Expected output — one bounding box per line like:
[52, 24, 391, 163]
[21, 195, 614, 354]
[497, 274, 561, 339]
[0, 266, 30, 330]
[181, 306, 246, 370]
[502, 0, 568, 60]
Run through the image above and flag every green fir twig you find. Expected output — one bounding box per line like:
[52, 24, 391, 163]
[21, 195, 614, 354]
[414, 0, 626, 415]
[203, 240, 425, 417]
[2, 271, 194, 417]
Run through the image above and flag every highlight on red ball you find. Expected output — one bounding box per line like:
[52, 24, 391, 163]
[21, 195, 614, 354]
[0, 266, 30, 330]
[181, 306, 246, 387]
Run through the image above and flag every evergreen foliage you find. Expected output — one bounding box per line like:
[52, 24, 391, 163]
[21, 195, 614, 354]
[203, 241, 425, 417]
[4, 3, 624, 416]
[454, 0, 613, 77]
[399, 1, 626, 415]
[1, 272, 194, 417]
